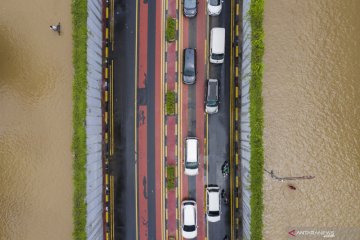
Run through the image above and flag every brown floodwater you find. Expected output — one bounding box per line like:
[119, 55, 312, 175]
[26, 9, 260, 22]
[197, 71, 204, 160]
[0, 0, 73, 239]
[262, 0, 360, 239]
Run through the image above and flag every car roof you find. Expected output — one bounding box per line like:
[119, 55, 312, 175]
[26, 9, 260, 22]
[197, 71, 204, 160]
[184, 48, 195, 71]
[211, 28, 225, 53]
[184, 0, 196, 8]
[208, 190, 220, 211]
[184, 204, 196, 225]
[186, 138, 198, 163]
[207, 79, 218, 100]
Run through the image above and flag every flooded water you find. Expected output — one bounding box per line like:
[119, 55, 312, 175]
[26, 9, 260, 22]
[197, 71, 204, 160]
[262, 0, 360, 239]
[0, 0, 73, 239]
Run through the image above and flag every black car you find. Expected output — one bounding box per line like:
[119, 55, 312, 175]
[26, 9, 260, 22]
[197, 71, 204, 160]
[184, 0, 197, 18]
[183, 48, 196, 84]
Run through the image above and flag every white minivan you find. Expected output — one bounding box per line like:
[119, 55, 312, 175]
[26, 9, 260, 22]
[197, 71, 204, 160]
[206, 185, 221, 222]
[209, 27, 225, 64]
[184, 137, 199, 176]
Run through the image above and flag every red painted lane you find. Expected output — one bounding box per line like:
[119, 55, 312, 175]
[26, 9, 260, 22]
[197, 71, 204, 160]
[167, 43, 176, 91]
[166, 116, 177, 235]
[167, 117, 176, 165]
[168, 0, 176, 18]
[138, 0, 148, 88]
[152, 0, 165, 240]
[181, 15, 190, 202]
[138, 105, 148, 240]
[154, 0, 162, 238]
[195, 0, 207, 239]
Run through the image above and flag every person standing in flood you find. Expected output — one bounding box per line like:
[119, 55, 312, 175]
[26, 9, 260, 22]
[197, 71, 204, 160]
[50, 22, 61, 35]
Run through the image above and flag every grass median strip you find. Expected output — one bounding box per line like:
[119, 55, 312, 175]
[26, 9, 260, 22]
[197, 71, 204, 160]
[249, 0, 265, 239]
[167, 165, 176, 190]
[165, 17, 176, 42]
[166, 91, 176, 115]
[72, 0, 88, 239]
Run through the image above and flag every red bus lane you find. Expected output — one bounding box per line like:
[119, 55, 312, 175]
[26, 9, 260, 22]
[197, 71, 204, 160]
[138, 0, 148, 88]
[180, 14, 190, 240]
[138, 105, 148, 240]
[195, 0, 207, 239]
[138, 1, 148, 239]
[154, 0, 163, 238]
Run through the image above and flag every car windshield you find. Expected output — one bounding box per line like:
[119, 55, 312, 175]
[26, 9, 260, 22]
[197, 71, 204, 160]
[208, 211, 219, 216]
[185, 161, 198, 169]
[184, 67, 195, 76]
[185, 0, 196, 9]
[209, 0, 220, 6]
[184, 225, 196, 232]
[211, 53, 224, 60]
[207, 99, 217, 106]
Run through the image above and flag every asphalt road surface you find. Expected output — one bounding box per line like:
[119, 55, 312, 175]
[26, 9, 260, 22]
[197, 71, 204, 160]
[207, 0, 232, 239]
[111, 0, 137, 239]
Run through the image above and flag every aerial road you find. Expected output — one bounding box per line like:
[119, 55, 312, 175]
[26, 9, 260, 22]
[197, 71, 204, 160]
[108, 0, 236, 239]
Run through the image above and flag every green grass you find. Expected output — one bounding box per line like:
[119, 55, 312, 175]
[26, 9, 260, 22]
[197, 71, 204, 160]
[166, 91, 176, 115]
[166, 165, 176, 190]
[71, 0, 88, 239]
[165, 17, 176, 42]
[249, 0, 265, 239]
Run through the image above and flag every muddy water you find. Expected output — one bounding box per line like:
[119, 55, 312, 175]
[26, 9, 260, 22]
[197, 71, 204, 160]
[0, 0, 73, 239]
[262, 0, 360, 239]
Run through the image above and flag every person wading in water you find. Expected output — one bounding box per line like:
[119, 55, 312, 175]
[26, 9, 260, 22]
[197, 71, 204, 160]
[50, 22, 61, 35]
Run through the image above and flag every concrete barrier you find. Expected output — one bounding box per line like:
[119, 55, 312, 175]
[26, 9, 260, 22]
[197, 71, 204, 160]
[86, 0, 104, 239]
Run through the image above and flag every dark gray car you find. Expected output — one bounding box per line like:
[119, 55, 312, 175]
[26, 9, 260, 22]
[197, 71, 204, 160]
[184, 0, 197, 18]
[205, 79, 219, 114]
[183, 48, 196, 84]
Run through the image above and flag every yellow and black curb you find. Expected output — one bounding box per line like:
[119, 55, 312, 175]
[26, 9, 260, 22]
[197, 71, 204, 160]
[233, 0, 242, 239]
[103, 0, 114, 239]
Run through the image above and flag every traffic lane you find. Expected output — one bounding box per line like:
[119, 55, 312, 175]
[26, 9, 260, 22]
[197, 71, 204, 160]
[207, 0, 232, 238]
[111, 0, 137, 238]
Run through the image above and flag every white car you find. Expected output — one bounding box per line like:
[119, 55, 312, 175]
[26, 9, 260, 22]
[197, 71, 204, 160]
[207, 0, 222, 16]
[184, 137, 199, 176]
[206, 185, 221, 222]
[181, 200, 198, 239]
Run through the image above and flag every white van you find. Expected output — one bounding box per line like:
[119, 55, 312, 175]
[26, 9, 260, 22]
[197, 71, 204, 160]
[209, 28, 225, 64]
[184, 137, 199, 176]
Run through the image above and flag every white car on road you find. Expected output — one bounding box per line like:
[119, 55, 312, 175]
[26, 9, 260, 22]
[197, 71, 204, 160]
[208, 0, 222, 16]
[181, 200, 198, 239]
[184, 137, 199, 176]
[206, 185, 221, 222]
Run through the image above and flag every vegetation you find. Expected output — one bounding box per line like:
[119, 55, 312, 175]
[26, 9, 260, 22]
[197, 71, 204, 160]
[166, 165, 176, 190]
[165, 17, 176, 42]
[166, 91, 176, 115]
[71, 0, 88, 239]
[248, 0, 265, 239]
